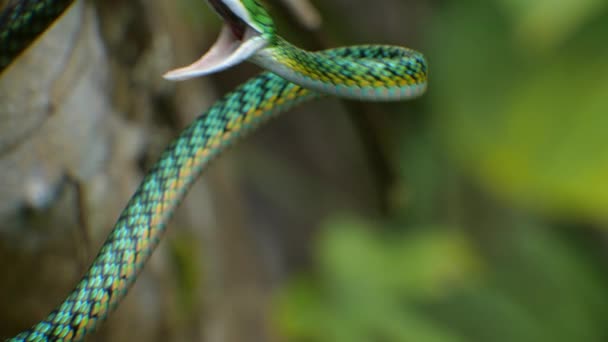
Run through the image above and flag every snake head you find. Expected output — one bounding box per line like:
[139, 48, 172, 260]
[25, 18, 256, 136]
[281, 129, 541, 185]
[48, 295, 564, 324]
[164, 0, 275, 81]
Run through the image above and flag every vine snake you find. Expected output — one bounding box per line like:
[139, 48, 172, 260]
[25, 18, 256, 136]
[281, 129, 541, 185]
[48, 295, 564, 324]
[1, 0, 427, 340]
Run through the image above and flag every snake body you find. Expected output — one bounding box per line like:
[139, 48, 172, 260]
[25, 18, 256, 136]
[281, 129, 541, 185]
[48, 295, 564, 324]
[0, 0, 74, 71]
[1, 1, 427, 341]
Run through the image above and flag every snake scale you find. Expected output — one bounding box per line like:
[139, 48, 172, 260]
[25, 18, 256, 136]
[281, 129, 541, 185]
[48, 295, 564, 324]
[0, 0, 428, 341]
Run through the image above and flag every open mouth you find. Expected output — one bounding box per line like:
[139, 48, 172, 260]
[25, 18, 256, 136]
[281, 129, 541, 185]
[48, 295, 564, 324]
[163, 0, 268, 81]
[208, 0, 247, 40]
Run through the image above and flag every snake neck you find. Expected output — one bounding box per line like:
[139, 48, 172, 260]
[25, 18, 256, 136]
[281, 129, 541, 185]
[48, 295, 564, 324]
[249, 36, 428, 101]
[250, 37, 340, 92]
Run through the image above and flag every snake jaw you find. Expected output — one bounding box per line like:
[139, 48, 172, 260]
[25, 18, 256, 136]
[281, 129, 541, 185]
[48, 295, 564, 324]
[163, 0, 269, 81]
[163, 24, 266, 81]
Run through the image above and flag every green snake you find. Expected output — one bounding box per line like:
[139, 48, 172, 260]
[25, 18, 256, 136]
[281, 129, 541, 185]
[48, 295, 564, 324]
[1, 0, 427, 340]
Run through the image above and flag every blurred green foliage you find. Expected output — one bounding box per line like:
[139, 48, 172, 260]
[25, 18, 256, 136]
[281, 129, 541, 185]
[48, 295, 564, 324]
[273, 0, 608, 341]
[431, 0, 608, 219]
[275, 220, 608, 342]
[274, 221, 477, 342]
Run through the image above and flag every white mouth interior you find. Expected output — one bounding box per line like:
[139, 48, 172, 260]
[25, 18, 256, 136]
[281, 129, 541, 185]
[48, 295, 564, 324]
[163, 25, 266, 81]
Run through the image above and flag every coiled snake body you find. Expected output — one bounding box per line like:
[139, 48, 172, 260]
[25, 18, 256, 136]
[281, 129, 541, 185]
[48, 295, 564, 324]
[0, 0, 427, 340]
